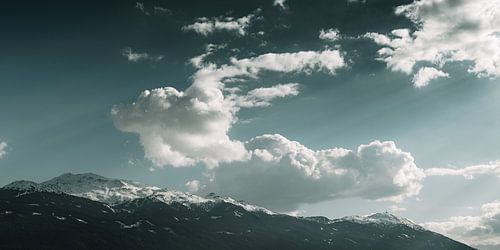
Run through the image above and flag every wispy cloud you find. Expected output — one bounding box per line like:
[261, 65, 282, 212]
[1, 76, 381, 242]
[182, 10, 261, 36]
[422, 200, 500, 248]
[0, 141, 7, 159]
[425, 161, 500, 179]
[121, 47, 164, 62]
[273, 0, 288, 10]
[135, 2, 171, 16]
[135, 2, 150, 16]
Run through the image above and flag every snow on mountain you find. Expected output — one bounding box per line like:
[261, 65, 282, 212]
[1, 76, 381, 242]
[3, 173, 161, 204]
[338, 212, 425, 231]
[2, 173, 274, 214]
[3, 180, 38, 191]
[3, 174, 424, 224]
[41, 173, 162, 204]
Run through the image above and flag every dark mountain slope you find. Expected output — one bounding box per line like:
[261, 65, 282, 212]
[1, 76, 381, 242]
[0, 188, 474, 250]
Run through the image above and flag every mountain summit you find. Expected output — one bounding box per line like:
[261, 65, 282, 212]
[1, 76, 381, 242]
[0, 173, 474, 250]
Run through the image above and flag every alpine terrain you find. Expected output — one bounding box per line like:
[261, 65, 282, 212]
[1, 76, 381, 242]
[0, 173, 475, 250]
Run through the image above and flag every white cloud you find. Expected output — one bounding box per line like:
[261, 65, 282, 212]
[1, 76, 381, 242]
[122, 47, 164, 62]
[112, 49, 346, 168]
[112, 86, 247, 167]
[412, 67, 449, 87]
[234, 83, 300, 108]
[425, 161, 500, 179]
[153, 6, 171, 15]
[0, 142, 7, 159]
[228, 50, 345, 75]
[185, 180, 202, 193]
[193, 135, 425, 211]
[182, 10, 260, 36]
[319, 28, 340, 42]
[388, 205, 407, 213]
[365, 0, 500, 85]
[273, 0, 288, 10]
[113, 47, 430, 210]
[189, 43, 227, 68]
[422, 200, 500, 248]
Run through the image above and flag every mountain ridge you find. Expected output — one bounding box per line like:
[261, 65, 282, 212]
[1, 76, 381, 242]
[0, 173, 475, 250]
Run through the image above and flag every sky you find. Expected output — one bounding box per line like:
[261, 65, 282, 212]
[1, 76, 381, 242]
[1, 0, 500, 248]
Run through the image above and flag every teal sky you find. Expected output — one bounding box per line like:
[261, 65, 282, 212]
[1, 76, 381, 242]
[1, 0, 500, 247]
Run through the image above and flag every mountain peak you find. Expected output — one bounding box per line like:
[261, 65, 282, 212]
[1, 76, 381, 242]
[339, 211, 425, 231]
[1, 173, 274, 214]
[3, 180, 38, 191]
[3, 172, 161, 204]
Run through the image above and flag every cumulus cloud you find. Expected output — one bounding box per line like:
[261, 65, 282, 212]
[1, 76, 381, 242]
[273, 0, 288, 10]
[365, 0, 500, 86]
[425, 161, 500, 179]
[112, 49, 346, 168]
[113, 46, 431, 210]
[319, 28, 341, 42]
[422, 200, 500, 248]
[122, 47, 164, 62]
[0, 142, 7, 159]
[112, 87, 247, 167]
[182, 10, 260, 36]
[412, 67, 449, 87]
[192, 135, 425, 211]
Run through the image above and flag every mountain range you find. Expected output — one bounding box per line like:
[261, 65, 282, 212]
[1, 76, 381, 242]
[0, 173, 474, 249]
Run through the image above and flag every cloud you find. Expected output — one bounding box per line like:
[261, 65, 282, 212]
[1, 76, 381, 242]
[182, 10, 260, 36]
[122, 47, 164, 62]
[193, 135, 425, 211]
[365, 0, 500, 86]
[422, 200, 500, 248]
[189, 43, 227, 68]
[153, 6, 171, 15]
[234, 83, 300, 108]
[135, 2, 150, 15]
[113, 46, 429, 210]
[273, 0, 288, 10]
[388, 205, 407, 213]
[185, 180, 203, 193]
[425, 161, 500, 179]
[0, 142, 7, 159]
[412, 67, 449, 87]
[319, 28, 341, 42]
[135, 2, 171, 16]
[227, 50, 345, 75]
[112, 49, 346, 168]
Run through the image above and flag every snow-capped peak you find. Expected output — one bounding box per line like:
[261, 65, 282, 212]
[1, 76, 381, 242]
[1, 173, 274, 214]
[43, 173, 162, 204]
[338, 212, 425, 231]
[3, 180, 38, 191]
[3, 173, 161, 204]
